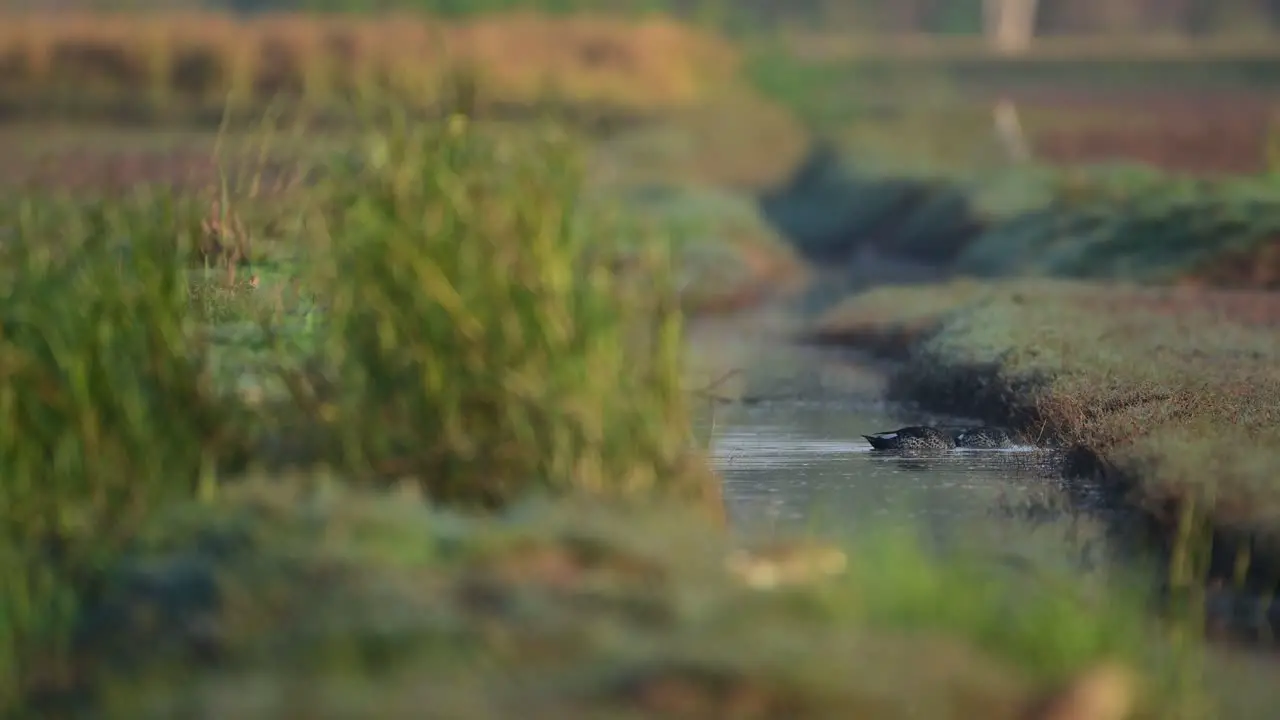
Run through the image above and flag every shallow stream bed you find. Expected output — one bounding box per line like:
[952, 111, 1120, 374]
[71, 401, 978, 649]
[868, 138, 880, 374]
[687, 305, 1147, 580]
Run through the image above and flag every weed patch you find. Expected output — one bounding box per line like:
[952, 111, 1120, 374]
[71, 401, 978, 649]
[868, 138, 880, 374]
[79, 479, 1202, 719]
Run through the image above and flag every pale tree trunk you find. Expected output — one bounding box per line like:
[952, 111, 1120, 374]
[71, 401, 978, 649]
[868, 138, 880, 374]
[983, 0, 1039, 53]
[983, 0, 1039, 163]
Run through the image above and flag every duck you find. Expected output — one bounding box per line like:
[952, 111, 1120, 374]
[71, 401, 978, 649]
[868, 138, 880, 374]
[954, 426, 1016, 449]
[863, 426, 956, 451]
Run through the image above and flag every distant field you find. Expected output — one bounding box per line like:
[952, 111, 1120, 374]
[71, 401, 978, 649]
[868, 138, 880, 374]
[3, 12, 1279, 125]
[750, 37, 1280, 113]
[0, 12, 741, 122]
[831, 92, 1277, 175]
[746, 37, 1280, 176]
[775, 32, 1280, 63]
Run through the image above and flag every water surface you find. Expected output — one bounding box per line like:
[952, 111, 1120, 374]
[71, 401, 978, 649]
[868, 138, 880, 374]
[687, 309, 1129, 576]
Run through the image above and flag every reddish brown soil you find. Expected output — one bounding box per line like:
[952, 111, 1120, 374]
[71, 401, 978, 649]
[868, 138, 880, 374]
[991, 88, 1277, 174]
[0, 148, 303, 195]
[995, 87, 1280, 114]
[1033, 120, 1269, 174]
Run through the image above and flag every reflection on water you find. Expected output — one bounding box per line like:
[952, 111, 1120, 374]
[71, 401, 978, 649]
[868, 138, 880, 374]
[715, 407, 1050, 524]
[707, 400, 1128, 578]
[686, 311, 1135, 577]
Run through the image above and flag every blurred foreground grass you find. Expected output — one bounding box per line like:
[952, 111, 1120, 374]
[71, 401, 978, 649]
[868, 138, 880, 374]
[0, 109, 1211, 717]
[89, 479, 1195, 720]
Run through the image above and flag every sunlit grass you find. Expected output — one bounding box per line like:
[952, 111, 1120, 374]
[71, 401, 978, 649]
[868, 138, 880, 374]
[0, 191, 248, 709]
[0, 108, 715, 708]
[0, 103, 1216, 717]
[272, 113, 708, 506]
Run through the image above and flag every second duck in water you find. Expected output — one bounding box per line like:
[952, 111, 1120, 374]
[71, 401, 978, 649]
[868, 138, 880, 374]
[863, 426, 956, 451]
[953, 426, 1016, 449]
[863, 425, 1017, 451]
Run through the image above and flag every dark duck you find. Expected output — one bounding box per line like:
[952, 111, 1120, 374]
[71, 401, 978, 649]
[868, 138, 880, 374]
[863, 425, 1017, 451]
[863, 426, 956, 451]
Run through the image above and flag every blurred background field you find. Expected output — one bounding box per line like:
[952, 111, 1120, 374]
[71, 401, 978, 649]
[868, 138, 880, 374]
[5, 0, 1280, 717]
[7, 0, 1280, 294]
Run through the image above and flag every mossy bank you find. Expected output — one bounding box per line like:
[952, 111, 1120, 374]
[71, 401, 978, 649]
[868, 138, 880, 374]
[811, 279, 1280, 627]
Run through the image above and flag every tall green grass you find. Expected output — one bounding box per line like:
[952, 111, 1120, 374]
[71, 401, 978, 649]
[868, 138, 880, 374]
[0, 111, 708, 711]
[277, 114, 703, 506]
[0, 193, 246, 708]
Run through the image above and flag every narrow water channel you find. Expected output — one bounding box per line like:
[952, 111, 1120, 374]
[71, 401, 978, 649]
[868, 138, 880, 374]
[687, 305, 1138, 579]
[690, 295, 1280, 718]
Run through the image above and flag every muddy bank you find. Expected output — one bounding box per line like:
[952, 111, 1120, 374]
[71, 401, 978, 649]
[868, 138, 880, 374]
[806, 279, 1280, 638]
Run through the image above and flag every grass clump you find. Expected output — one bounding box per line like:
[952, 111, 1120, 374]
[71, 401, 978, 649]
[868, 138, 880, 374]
[278, 114, 714, 508]
[0, 193, 246, 709]
[0, 108, 724, 711]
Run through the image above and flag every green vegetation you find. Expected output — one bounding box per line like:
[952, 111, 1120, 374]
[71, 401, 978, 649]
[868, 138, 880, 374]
[0, 112, 712, 709]
[0, 101, 1215, 717]
[746, 24, 1280, 290]
[55, 480, 1207, 718]
[292, 117, 716, 506]
[764, 145, 1280, 290]
[609, 183, 807, 313]
[954, 170, 1280, 283]
[812, 280, 1280, 595]
[0, 192, 246, 709]
[11, 3, 1280, 713]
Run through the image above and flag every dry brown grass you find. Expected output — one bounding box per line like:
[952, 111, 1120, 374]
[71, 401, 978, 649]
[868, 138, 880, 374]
[0, 11, 741, 118]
